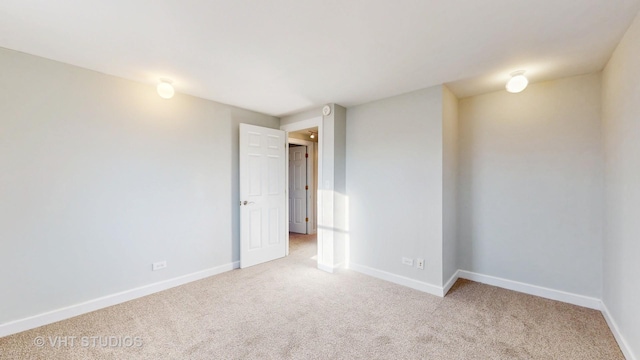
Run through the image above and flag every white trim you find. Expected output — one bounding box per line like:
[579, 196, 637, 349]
[317, 261, 343, 273]
[284, 135, 290, 256]
[601, 302, 636, 360]
[348, 265, 634, 357]
[349, 263, 443, 297]
[0, 261, 240, 338]
[281, 116, 323, 268]
[288, 138, 314, 147]
[317, 263, 334, 273]
[443, 270, 460, 296]
[457, 270, 601, 310]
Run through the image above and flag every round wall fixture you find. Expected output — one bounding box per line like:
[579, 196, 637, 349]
[506, 71, 528, 93]
[157, 79, 175, 99]
[322, 105, 331, 116]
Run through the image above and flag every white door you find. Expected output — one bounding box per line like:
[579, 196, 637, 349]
[239, 123, 286, 268]
[289, 146, 307, 234]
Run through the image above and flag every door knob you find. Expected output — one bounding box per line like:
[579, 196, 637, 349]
[242, 201, 255, 206]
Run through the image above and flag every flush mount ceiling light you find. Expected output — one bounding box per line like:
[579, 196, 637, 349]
[506, 70, 529, 93]
[157, 79, 175, 99]
[308, 131, 317, 139]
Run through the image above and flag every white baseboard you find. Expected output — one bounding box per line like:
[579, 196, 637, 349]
[349, 263, 443, 297]
[317, 263, 334, 273]
[443, 270, 460, 296]
[601, 302, 636, 360]
[445, 271, 632, 358]
[317, 262, 344, 273]
[347, 265, 633, 359]
[0, 261, 240, 338]
[457, 270, 601, 310]
[4, 263, 634, 360]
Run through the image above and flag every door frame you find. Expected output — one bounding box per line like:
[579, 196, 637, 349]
[281, 117, 323, 259]
[288, 138, 316, 235]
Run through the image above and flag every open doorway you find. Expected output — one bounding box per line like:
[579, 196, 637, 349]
[288, 128, 317, 235]
[286, 126, 319, 264]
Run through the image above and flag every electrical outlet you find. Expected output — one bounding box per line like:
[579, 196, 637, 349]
[416, 258, 424, 270]
[152, 261, 167, 271]
[402, 257, 413, 266]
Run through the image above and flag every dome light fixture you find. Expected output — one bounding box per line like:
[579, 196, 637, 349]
[506, 70, 528, 93]
[157, 79, 175, 99]
[308, 130, 317, 139]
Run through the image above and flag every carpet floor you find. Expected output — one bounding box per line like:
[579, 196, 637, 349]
[0, 233, 623, 359]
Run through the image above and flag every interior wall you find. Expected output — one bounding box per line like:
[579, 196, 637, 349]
[0, 48, 279, 324]
[280, 108, 321, 126]
[458, 73, 603, 298]
[346, 86, 444, 286]
[602, 11, 640, 358]
[313, 142, 318, 233]
[281, 105, 347, 270]
[332, 105, 348, 266]
[442, 86, 459, 284]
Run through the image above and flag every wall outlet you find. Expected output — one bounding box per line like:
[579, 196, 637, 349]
[152, 261, 167, 271]
[416, 258, 424, 270]
[402, 257, 413, 266]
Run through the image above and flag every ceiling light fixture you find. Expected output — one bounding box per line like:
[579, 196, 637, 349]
[506, 70, 528, 93]
[308, 131, 317, 139]
[157, 79, 175, 99]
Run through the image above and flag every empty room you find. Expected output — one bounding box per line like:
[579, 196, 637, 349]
[1, 1, 639, 359]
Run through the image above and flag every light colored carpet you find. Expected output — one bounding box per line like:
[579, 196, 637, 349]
[0, 233, 623, 359]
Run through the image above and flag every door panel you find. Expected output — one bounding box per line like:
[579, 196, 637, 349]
[268, 208, 279, 245]
[240, 124, 286, 268]
[249, 209, 262, 250]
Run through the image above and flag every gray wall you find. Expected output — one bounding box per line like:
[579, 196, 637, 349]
[332, 105, 348, 266]
[602, 11, 640, 357]
[458, 73, 604, 298]
[280, 105, 347, 269]
[0, 48, 278, 324]
[280, 108, 321, 126]
[442, 86, 459, 284]
[346, 86, 444, 286]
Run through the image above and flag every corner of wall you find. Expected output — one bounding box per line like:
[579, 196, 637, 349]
[600, 8, 640, 360]
[442, 85, 460, 284]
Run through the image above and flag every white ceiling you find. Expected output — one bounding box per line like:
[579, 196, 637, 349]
[1, 1, 639, 116]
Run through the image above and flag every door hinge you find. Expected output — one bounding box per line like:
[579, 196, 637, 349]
[305, 153, 308, 158]
[305, 217, 309, 222]
[305, 185, 308, 190]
